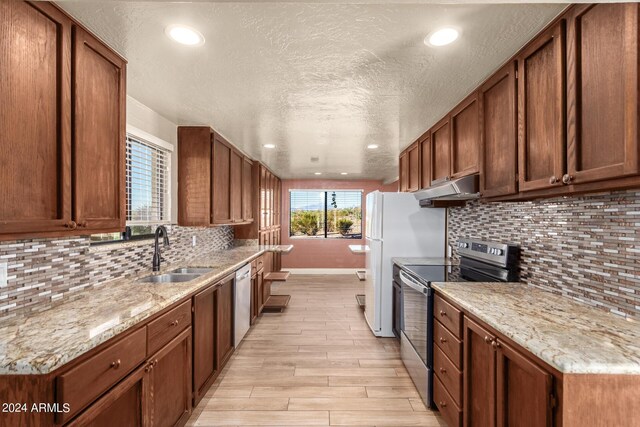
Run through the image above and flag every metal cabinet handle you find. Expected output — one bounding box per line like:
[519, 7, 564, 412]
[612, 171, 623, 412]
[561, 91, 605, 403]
[484, 336, 492, 344]
[64, 221, 77, 229]
[562, 174, 573, 185]
[110, 359, 121, 369]
[491, 340, 502, 349]
[170, 320, 179, 327]
[549, 176, 558, 184]
[439, 310, 447, 317]
[439, 367, 447, 374]
[439, 337, 447, 344]
[439, 401, 447, 408]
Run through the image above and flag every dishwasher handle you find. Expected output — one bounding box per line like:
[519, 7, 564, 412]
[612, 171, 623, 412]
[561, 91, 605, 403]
[399, 270, 429, 294]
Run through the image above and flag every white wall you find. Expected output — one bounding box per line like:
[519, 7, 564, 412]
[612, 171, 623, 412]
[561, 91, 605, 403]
[126, 96, 179, 222]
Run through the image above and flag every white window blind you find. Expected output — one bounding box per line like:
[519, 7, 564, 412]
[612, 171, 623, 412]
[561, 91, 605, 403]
[126, 134, 171, 225]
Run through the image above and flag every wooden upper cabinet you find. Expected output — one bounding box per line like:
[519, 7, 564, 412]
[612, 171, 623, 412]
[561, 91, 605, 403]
[242, 157, 254, 222]
[431, 116, 452, 183]
[495, 340, 553, 427]
[73, 26, 126, 233]
[0, 1, 73, 236]
[565, 3, 639, 185]
[407, 142, 421, 192]
[399, 151, 408, 192]
[480, 62, 518, 198]
[517, 21, 566, 192]
[212, 134, 232, 224]
[178, 127, 213, 226]
[451, 93, 480, 178]
[230, 149, 243, 222]
[419, 132, 431, 189]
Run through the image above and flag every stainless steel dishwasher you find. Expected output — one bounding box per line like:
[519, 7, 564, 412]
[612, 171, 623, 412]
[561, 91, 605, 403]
[234, 263, 252, 347]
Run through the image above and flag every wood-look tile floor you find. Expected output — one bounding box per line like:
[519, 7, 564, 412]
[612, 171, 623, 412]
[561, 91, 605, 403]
[187, 274, 445, 427]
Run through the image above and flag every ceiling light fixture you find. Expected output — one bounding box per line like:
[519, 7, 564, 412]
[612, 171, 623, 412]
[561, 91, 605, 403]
[341, 172, 348, 175]
[165, 25, 205, 46]
[314, 172, 322, 175]
[263, 144, 276, 149]
[425, 27, 460, 47]
[367, 144, 379, 149]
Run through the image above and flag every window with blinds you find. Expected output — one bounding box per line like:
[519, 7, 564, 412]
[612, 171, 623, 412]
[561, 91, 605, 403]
[289, 190, 362, 239]
[91, 130, 172, 243]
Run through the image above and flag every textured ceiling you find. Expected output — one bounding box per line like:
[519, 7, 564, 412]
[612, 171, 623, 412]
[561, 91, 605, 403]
[58, 1, 565, 181]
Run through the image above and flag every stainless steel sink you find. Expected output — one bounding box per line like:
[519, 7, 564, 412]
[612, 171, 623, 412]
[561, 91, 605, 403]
[138, 273, 200, 284]
[170, 267, 214, 275]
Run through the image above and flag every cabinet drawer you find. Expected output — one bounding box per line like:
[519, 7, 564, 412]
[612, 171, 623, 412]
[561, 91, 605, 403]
[434, 319, 462, 369]
[57, 327, 147, 423]
[434, 294, 462, 338]
[147, 300, 192, 355]
[434, 344, 462, 407]
[434, 375, 462, 427]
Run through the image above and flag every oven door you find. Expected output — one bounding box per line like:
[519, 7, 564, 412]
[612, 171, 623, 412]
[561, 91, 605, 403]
[400, 270, 431, 364]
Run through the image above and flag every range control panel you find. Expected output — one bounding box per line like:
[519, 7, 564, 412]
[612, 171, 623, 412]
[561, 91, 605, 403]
[457, 238, 519, 267]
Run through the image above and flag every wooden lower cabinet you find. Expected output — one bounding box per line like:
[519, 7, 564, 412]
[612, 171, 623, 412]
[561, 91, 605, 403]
[69, 328, 192, 427]
[192, 285, 217, 405]
[463, 317, 496, 427]
[256, 268, 265, 313]
[216, 275, 235, 369]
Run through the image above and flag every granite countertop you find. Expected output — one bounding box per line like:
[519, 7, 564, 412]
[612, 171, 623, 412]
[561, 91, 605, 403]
[0, 244, 292, 375]
[392, 257, 457, 267]
[432, 282, 640, 375]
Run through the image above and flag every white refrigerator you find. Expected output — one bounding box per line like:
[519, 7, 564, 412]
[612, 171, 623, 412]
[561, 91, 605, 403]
[364, 191, 446, 337]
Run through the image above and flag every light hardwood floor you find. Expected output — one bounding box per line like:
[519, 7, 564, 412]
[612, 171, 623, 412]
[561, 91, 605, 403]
[187, 274, 445, 427]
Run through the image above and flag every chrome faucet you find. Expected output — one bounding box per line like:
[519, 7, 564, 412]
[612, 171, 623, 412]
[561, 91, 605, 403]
[152, 226, 170, 272]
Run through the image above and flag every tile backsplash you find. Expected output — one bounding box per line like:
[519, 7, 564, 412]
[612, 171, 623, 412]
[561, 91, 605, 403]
[448, 190, 640, 318]
[0, 225, 234, 314]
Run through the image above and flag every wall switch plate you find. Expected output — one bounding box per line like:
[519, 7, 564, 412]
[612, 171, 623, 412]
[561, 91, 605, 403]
[0, 262, 7, 288]
[192, 236, 197, 247]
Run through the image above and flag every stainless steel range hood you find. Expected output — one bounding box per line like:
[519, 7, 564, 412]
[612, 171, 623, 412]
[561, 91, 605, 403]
[413, 174, 480, 207]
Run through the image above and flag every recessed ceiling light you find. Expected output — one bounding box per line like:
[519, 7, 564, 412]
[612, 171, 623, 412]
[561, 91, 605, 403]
[425, 27, 459, 47]
[367, 144, 379, 150]
[263, 144, 276, 149]
[314, 172, 322, 175]
[341, 172, 348, 175]
[165, 25, 205, 46]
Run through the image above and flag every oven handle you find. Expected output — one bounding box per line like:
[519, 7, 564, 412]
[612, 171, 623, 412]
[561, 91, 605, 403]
[399, 270, 428, 294]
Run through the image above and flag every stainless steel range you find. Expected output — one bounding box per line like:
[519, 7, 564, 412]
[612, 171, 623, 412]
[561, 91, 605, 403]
[397, 238, 520, 408]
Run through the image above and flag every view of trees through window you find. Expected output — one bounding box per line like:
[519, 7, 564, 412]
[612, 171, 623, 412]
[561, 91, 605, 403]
[290, 190, 362, 239]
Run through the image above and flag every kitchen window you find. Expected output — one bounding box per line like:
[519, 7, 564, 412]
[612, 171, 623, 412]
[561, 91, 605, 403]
[289, 190, 362, 239]
[91, 127, 173, 243]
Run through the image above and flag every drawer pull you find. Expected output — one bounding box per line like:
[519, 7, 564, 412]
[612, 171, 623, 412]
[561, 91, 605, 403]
[484, 335, 493, 344]
[491, 340, 502, 349]
[110, 359, 121, 369]
[439, 401, 447, 408]
[439, 367, 447, 374]
[439, 337, 447, 344]
[439, 310, 447, 317]
[170, 320, 179, 327]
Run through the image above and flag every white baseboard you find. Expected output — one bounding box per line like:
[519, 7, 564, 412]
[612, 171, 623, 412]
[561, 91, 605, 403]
[283, 268, 361, 275]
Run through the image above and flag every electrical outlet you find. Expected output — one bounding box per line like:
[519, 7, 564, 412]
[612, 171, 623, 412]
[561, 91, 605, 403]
[192, 236, 197, 247]
[0, 262, 7, 288]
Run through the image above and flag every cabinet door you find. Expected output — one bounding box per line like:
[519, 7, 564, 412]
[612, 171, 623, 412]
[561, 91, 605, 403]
[463, 317, 496, 427]
[0, 1, 73, 236]
[398, 152, 408, 192]
[193, 285, 217, 404]
[257, 269, 265, 313]
[480, 62, 518, 198]
[148, 328, 192, 427]
[242, 157, 254, 222]
[216, 276, 235, 369]
[566, 3, 639, 185]
[250, 273, 258, 324]
[268, 172, 275, 228]
[274, 178, 281, 226]
[495, 340, 553, 427]
[407, 142, 421, 192]
[260, 166, 267, 229]
[73, 26, 126, 232]
[517, 22, 566, 192]
[212, 134, 232, 224]
[230, 149, 243, 222]
[420, 132, 431, 189]
[431, 116, 452, 183]
[451, 93, 480, 178]
[177, 127, 212, 226]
